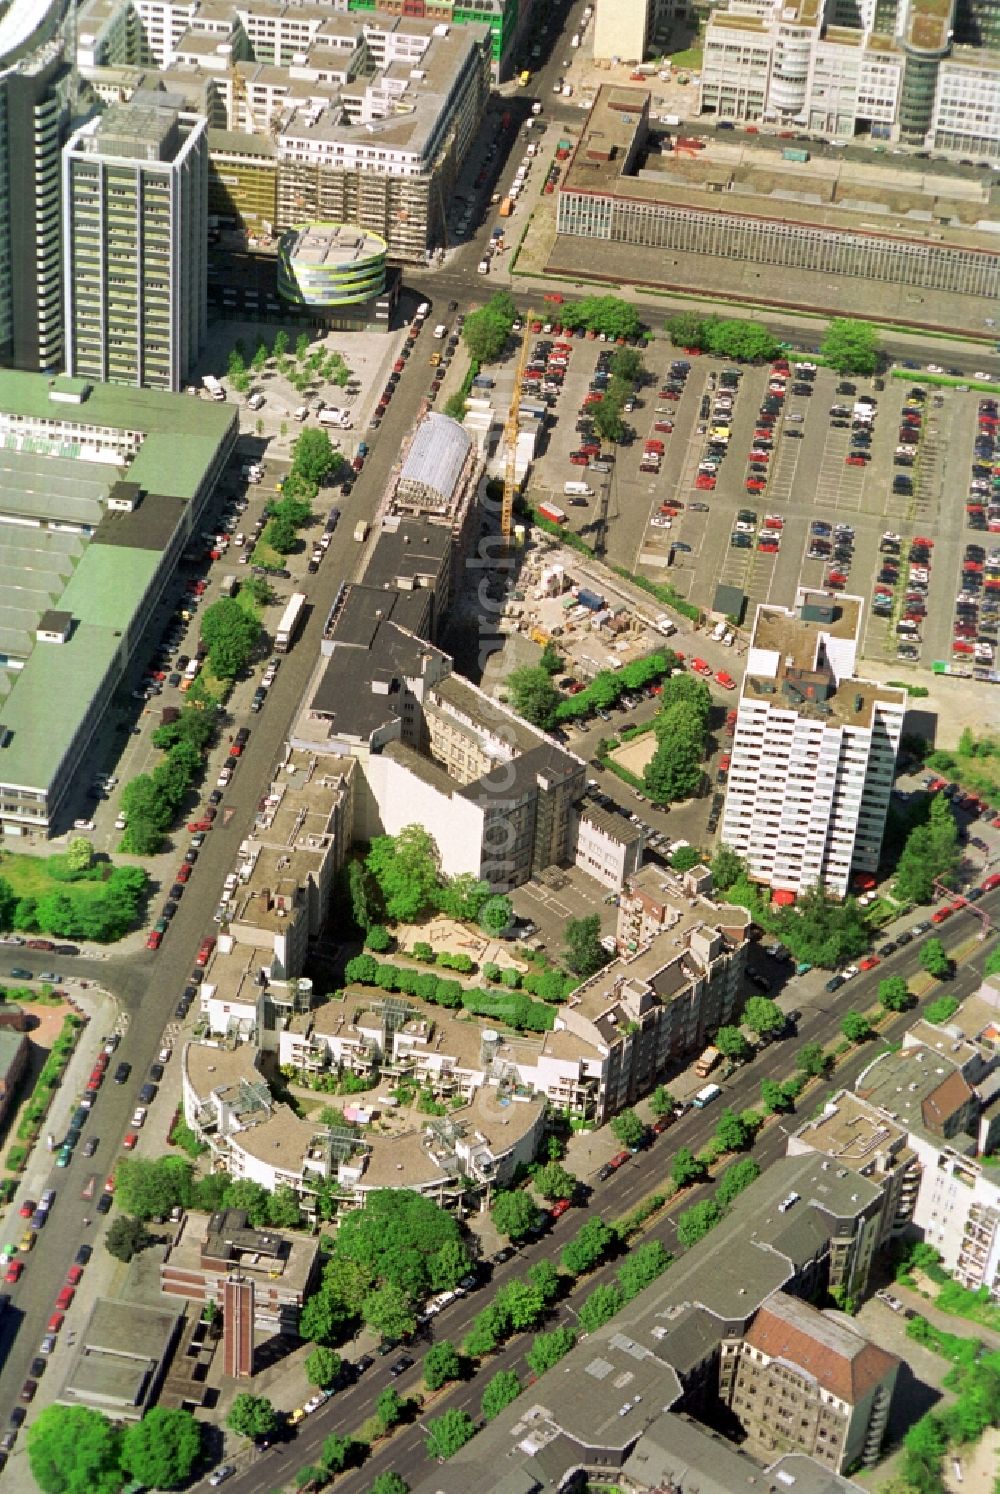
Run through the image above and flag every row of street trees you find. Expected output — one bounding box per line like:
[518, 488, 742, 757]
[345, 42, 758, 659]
[664, 311, 879, 374]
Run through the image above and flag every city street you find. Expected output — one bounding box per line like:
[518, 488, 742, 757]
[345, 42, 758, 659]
[203, 909, 999, 1493]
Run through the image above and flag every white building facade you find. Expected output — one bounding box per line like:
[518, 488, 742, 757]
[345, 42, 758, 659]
[721, 591, 905, 899]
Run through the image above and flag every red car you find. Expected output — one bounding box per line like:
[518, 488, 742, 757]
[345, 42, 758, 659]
[845, 455, 867, 466]
[5, 1260, 23, 1284]
[859, 956, 880, 972]
[608, 1151, 631, 1171]
[543, 292, 564, 304]
[66, 1265, 83, 1286]
[715, 671, 736, 690]
[691, 658, 711, 676]
[550, 1199, 572, 1219]
[759, 539, 779, 553]
[146, 930, 163, 951]
[695, 475, 716, 490]
[981, 873, 1000, 892]
[176, 864, 191, 884]
[719, 754, 731, 771]
[746, 479, 766, 492]
[104, 1175, 115, 1194]
[55, 1286, 74, 1311]
[186, 819, 212, 833]
[19, 1199, 35, 1219]
[123, 1133, 138, 1150]
[196, 937, 216, 968]
[47, 1312, 64, 1334]
[725, 709, 738, 734]
[644, 439, 665, 453]
[931, 906, 954, 924]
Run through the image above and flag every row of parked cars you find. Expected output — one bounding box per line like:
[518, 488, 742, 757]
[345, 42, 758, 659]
[696, 365, 741, 494]
[966, 397, 1000, 535]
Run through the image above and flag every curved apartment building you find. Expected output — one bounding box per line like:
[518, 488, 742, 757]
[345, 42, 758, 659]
[277, 222, 387, 308]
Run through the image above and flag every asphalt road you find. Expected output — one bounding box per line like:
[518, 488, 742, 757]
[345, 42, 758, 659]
[215, 900, 999, 1494]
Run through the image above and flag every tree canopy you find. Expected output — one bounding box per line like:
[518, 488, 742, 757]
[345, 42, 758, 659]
[334, 1188, 470, 1308]
[199, 596, 260, 681]
[610, 1108, 645, 1149]
[491, 1189, 541, 1242]
[481, 1369, 521, 1421]
[665, 312, 777, 361]
[226, 1393, 277, 1440]
[820, 317, 879, 375]
[894, 795, 959, 903]
[563, 914, 609, 977]
[506, 665, 561, 729]
[365, 825, 442, 923]
[462, 291, 518, 363]
[920, 937, 952, 979]
[424, 1340, 462, 1390]
[292, 426, 338, 484]
[121, 1408, 201, 1489]
[532, 1160, 577, 1202]
[742, 996, 785, 1035]
[27, 1406, 123, 1494]
[425, 1409, 477, 1461]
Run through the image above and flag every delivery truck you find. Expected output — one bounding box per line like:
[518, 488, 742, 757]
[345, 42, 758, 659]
[695, 1045, 721, 1078]
[202, 374, 225, 401]
[693, 1083, 722, 1109]
[537, 502, 567, 525]
[275, 592, 307, 652]
[564, 481, 594, 497]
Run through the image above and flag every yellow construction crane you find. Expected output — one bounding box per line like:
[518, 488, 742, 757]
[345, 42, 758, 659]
[502, 312, 534, 540]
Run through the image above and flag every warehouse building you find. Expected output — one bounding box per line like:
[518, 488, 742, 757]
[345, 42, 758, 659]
[554, 86, 1000, 322]
[0, 371, 235, 837]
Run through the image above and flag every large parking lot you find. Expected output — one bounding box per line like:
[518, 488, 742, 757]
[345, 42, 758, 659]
[528, 336, 1000, 674]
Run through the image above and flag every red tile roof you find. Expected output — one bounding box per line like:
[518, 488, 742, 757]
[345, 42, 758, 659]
[745, 1292, 898, 1403]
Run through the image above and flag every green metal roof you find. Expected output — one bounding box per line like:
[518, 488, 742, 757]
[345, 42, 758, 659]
[58, 545, 159, 630]
[0, 624, 121, 791]
[0, 371, 235, 502]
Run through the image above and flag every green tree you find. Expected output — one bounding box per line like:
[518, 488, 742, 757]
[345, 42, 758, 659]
[463, 1304, 506, 1357]
[479, 894, 513, 935]
[362, 1281, 417, 1343]
[526, 1326, 576, 1377]
[527, 1259, 561, 1306]
[27, 1406, 123, 1494]
[114, 1156, 192, 1221]
[481, 1369, 521, 1421]
[563, 914, 608, 977]
[920, 937, 952, 980]
[491, 1190, 541, 1242]
[760, 1078, 790, 1113]
[878, 975, 912, 1012]
[610, 1108, 645, 1149]
[716, 1156, 761, 1207]
[924, 995, 960, 1025]
[121, 1407, 201, 1489]
[496, 1278, 546, 1332]
[64, 837, 94, 873]
[714, 1025, 751, 1062]
[364, 924, 393, 953]
[578, 1283, 624, 1333]
[591, 396, 625, 444]
[435, 874, 490, 922]
[538, 640, 564, 676]
[649, 1084, 675, 1119]
[560, 1217, 615, 1277]
[425, 1409, 477, 1461]
[677, 1199, 722, 1247]
[821, 317, 879, 375]
[443, 392, 468, 420]
[610, 346, 644, 383]
[462, 293, 517, 362]
[841, 1011, 872, 1043]
[797, 1041, 831, 1077]
[291, 426, 337, 484]
[367, 1476, 410, 1494]
[671, 1147, 706, 1189]
[305, 1345, 342, 1388]
[227, 1393, 277, 1441]
[665, 310, 709, 348]
[616, 1240, 671, 1300]
[105, 1214, 150, 1262]
[714, 1106, 750, 1153]
[896, 797, 959, 903]
[532, 1161, 577, 1202]
[200, 596, 261, 680]
[670, 845, 701, 872]
[506, 665, 561, 729]
[742, 996, 785, 1036]
[375, 1387, 405, 1434]
[366, 825, 442, 922]
[774, 886, 871, 969]
[320, 1434, 358, 1473]
[424, 1341, 462, 1390]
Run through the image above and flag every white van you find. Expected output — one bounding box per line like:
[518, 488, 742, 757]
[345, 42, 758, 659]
[564, 481, 594, 496]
